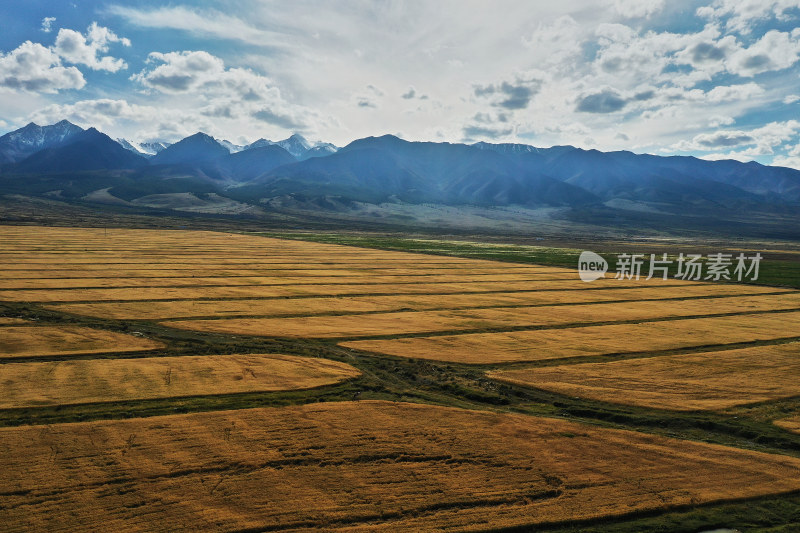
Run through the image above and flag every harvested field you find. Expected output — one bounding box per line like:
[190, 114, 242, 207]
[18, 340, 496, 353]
[163, 294, 800, 338]
[0, 354, 360, 408]
[0, 272, 578, 290]
[50, 284, 787, 320]
[0, 317, 27, 325]
[340, 311, 800, 364]
[775, 417, 800, 434]
[0, 326, 164, 358]
[0, 277, 698, 303]
[488, 343, 800, 410]
[3, 402, 800, 531]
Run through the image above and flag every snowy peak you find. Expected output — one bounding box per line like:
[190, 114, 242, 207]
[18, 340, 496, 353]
[241, 134, 338, 160]
[275, 134, 312, 158]
[116, 138, 169, 157]
[218, 139, 246, 153]
[472, 141, 542, 154]
[0, 120, 83, 163]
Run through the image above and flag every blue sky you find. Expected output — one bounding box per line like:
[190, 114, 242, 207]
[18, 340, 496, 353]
[0, 0, 799, 168]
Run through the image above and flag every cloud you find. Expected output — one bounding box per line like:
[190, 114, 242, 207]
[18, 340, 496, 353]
[613, 0, 665, 19]
[697, 0, 800, 34]
[784, 94, 800, 104]
[54, 23, 129, 72]
[473, 71, 543, 110]
[727, 29, 800, 76]
[0, 41, 85, 93]
[461, 111, 515, 141]
[107, 5, 278, 46]
[131, 49, 326, 135]
[41, 17, 56, 33]
[28, 98, 157, 127]
[695, 131, 755, 147]
[133, 51, 225, 93]
[704, 82, 764, 102]
[773, 144, 800, 168]
[352, 84, 384, 109]
[252, 108, 308, 130]
[576, 88, 628, 113]
[688, 41, 729, 63]
[401, 87, 416, 99]
[674, 120, 800, 152]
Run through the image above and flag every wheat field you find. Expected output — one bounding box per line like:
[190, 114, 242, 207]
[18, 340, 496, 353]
[488, 342, 800, 410]
[2, 225, 800, 531]
[0, 354, 360, 408]
[2, 401, 800, 532]
[0, 325, 164, 358]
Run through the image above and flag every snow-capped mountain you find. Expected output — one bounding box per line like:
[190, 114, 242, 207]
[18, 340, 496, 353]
[275, 134, 313, 159]
[116, 139, 170, 158]
[218, 139, 246, 153]
[472, 141, 542, 155]
[0, 120, 83, 164]
[243, 134, 338, 160]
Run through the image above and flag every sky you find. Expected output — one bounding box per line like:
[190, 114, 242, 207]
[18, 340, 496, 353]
[0, 0, 799, 168]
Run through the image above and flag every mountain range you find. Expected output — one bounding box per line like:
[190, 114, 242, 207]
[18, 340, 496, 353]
[1, 120, 799, 237]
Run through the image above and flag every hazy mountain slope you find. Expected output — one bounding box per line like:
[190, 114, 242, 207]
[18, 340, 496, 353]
[150, 133, 230, 166]
[239, 135, 597, 206]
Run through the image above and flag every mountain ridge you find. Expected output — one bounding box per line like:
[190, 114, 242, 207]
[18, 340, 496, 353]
[1, 121, 799, 233]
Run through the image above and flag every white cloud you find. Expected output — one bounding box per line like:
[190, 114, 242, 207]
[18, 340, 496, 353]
[612, 0, 664, 19]
[133, 50, 329, 135]
[674, 120, 800, 152]
[698, 0, 800, 34]
[28, 98, 156, 127]
[54, 22, 130, 72]
[772, 143, 800, 168]
[41, 17, 56, 33]
[133, 51, 225, 93]
[0, 41, 85, 93]
[784, 94, 800, 104]
[727, 29, 800, 76]
[107, 5, 280, 47]
[705, 82, 764, 102]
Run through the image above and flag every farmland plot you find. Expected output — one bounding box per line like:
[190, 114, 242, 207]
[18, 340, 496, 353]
[488, 343, 800, 410]
[164, 294, 800, 338]
[341, 311, 800, 364]
[2, 402, 800, 532]
[0, 354, 360, 408]
[0, 326, 164, 358]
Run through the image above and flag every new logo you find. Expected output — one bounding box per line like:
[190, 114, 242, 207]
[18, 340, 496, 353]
[578, 251, 608, 282]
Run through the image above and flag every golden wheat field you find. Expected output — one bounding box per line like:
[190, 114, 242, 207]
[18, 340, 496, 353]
[488, 343, 800, 410]
[0, 325, 164, 358]
[164, 293, 800, 338]
[0, 317, 28, 324]
[48, 283, 784, 320]
[0, 354, 360, 408]
[341, 311, 800, 363]
[3, 225, 800, 531]
[776, 417, 800, 434]
[2, 401, 800, 532]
